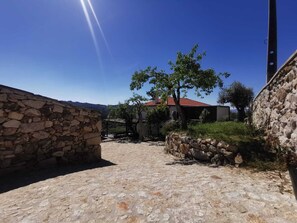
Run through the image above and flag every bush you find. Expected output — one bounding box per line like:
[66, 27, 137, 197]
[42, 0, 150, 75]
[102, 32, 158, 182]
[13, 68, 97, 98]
[160, 120, 180, 136]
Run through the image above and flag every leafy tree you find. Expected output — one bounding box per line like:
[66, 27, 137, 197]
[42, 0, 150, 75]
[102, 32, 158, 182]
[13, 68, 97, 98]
[127, 93, 148, 140]
[217, 81, 254, 122]
[127, 93, 148, 124]
[130, 44, 229, 129]
[108, 102, 136, 135]
[108, 94, 148, 138]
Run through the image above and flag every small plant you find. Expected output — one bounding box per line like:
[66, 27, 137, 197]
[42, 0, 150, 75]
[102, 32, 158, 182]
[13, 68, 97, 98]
[160, 120, 180, 136]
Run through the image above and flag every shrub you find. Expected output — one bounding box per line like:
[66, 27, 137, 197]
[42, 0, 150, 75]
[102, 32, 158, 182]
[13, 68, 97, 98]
[160, 120, 180, 136]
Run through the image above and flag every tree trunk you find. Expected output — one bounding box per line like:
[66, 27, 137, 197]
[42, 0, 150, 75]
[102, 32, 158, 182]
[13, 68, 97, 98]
[237, 107, 246, 122]
[176, 103, 187, 129]
[172, 96, 186, 129]
[173, 91, 187, 129]
[137, 111, 144, 141]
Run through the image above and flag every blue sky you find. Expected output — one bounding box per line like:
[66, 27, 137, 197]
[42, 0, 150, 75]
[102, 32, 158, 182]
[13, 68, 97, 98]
[0, 0, 296, 105]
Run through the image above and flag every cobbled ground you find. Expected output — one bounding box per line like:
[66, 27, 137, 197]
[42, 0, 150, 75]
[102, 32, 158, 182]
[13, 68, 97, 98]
[0, 141, 297, 223]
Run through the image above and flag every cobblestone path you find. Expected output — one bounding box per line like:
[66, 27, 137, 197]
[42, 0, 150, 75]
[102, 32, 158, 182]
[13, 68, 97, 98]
[0, 141, 297, 223]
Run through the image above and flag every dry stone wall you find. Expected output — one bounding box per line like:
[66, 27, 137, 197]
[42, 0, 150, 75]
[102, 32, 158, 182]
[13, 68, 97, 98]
[165, 133, 243, 167]
[252, 51, 297, 157]
[0, 85, 102, 173]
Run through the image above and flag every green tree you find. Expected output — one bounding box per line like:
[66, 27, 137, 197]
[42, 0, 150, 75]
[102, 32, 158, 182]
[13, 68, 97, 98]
[108, 94, 148, 138]
[108, 102, 136, 135]
[130, 44, 229, 129]
[127, 93, 148, 124]
[217, 81, 254, 122]
[127, 93, 148, 140]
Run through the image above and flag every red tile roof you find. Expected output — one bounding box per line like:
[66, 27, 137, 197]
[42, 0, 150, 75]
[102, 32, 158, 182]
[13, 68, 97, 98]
[145, 97, 210, 107]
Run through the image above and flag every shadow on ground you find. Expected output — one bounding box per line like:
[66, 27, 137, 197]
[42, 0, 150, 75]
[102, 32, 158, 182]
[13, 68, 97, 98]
[0, 159, 116, 194]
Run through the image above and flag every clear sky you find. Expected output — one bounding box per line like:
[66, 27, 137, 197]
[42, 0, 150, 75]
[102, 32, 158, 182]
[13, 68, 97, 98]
[0, 0, 296, 105]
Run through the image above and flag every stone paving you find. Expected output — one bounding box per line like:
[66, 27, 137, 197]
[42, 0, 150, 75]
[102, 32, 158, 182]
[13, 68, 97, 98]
[0, 141, 297, 223]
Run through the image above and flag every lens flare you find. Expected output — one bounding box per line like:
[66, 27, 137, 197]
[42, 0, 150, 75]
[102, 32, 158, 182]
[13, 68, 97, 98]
[86, 0, 112, 56]
[80, 0, 101, 62]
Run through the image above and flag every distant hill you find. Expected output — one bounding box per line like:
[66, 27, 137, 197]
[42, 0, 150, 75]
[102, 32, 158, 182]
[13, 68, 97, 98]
[64, 101, 110, 118]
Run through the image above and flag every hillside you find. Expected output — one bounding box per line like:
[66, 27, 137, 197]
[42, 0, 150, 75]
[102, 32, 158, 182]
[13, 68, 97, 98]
[64, 101, 109, 118]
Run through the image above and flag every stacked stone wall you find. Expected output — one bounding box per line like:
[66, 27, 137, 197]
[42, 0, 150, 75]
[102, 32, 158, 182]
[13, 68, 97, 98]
[252, 51, 297, 153]
[0, 85, 101, 173]
[165, 133, 242, 167]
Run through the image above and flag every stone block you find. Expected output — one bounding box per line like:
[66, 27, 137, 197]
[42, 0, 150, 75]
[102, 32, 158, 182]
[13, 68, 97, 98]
[208, 145, 217, 153]
[210, 139, 218, 146]
[180, 143, 189, 154]
[190, 148, 211, 161]
[80, 110, 88, 116]
[84, 126, 92, 132]
[3, 120, 21, 128]
[9, 94, 27, 100]
[23, 100, 45, 109]
[8, 112, 24, 120]
[3, 128, 18, 136]
[96, 121, 102, 131]
[45, 121, 53, 128]
[70, 120, 80, 126]
[20, 122, 45, 133]
[0, 94, 7, 102]
[84, 133, 99, 140]
[33, 131, 50, 140]
[86, 137, 101, 146]
[53, 105, 63, 113]
[234, 153, 243, 167]
[25, 108, 41, 116]
[33, 117, 41, 122]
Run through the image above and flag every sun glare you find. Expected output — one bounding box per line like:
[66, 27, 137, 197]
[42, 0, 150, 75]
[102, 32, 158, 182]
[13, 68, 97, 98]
[80, 0, 111, 63]
[80, 0, 101, 60]
[86, 0, 112, 56]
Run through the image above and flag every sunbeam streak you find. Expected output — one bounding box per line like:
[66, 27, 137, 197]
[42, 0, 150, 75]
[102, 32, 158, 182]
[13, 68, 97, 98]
[86, 0, 112, 57]
[80, 0, 101, 63]
[80, 0, 107, 99]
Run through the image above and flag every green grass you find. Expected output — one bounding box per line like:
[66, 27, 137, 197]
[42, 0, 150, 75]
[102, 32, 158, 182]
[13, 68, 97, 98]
[187, 121, 255, 144]
[186, 121, 287, 171]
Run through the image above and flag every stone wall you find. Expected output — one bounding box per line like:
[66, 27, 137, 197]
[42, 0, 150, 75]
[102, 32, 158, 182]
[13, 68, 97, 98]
[0, 85, 102, 173]
[252, 51, 297, 154]
[165, 133, 242, 167]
